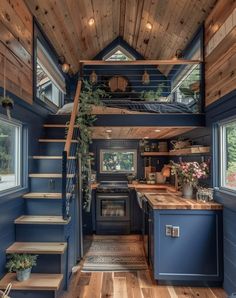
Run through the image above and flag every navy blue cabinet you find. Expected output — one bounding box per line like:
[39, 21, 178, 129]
[150, 208, 223, 285]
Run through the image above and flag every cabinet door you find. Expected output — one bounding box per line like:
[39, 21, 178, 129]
[154, 210, 222, 282]
[148, 207, 154, 269]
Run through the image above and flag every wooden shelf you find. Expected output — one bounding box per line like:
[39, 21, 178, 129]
[169, 147, 210, 156]
[6, 242, 67, 254]
[0, 273, 63, 291]
[141, 152, 169, 156]
[141, 147, 210, 157]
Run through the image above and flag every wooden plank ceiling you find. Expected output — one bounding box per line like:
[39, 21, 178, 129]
[91, 126, 196, 139]
[25, 0, 216, 73]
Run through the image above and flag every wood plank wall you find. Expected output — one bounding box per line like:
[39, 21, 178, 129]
[205, 0, 236, 106]
[0, 0, 33, 104]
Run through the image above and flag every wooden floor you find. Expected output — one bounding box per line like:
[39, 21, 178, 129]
[61, 235, 227, 298]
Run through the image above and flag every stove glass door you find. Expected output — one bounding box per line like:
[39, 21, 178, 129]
[96, 194, 130, 221]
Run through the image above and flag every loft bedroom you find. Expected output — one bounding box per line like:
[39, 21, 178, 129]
[0, 1, 236, 298]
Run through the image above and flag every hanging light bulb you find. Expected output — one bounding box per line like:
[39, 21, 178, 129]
[90, 70, 97, 84]
[62, 63, 70, 73]
[142, 70, 150, 85]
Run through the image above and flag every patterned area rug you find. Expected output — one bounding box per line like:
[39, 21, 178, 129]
[82, 236, 148, 272]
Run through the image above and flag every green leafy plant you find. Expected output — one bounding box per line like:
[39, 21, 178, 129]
[6, 254, 38, 272]
[139, 83, 166, 102]
[75, 80, 107, 210]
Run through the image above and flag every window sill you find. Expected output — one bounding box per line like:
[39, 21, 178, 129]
[0, 186, 28, 202]
[214, 188, 236, 211]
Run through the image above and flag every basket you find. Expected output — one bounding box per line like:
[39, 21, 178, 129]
[0, 283, 12, 298]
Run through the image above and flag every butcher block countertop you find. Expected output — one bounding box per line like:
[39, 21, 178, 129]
[144, 193, 223, 210]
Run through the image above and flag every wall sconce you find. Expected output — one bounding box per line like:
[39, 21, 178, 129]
[142, 70, 150, 85]
[90, 70, 97, 84]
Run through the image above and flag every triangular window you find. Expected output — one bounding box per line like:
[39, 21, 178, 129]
[103, 46, 135, 61]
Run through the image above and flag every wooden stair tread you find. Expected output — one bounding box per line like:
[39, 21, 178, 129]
[32, 156, 76, 159]
[23, 192, 70, 199]
[15, 215, 70, 225]
[6, 242, 67, 254]
[38, 139, 78, 143]
[44, 124, 79, 128]
[29, 173, 74, 178]
[0, 273, 63, 291]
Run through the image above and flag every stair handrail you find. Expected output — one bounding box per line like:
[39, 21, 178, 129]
[64, 80, 82, 155]
[62, 80, 82, 220]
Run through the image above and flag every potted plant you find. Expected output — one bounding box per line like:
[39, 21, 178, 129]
[6, 254, 38, 281]
[0, 96, 14, 119]
[171, 161, 209, 199]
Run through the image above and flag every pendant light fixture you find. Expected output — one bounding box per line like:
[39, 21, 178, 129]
[142, 70, 150, 85]
[90, 70, 97, 84]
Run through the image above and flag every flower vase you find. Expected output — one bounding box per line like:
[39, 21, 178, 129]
[182, 183, 193, 199]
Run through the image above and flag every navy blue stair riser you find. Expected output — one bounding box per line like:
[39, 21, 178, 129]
[30, 177, 71, 192]
[8, 289, 62, 298]
[39, 142, 77, 156]
[30, 254, 65, 274]
[46, 115, 70, 124]
[16, 225, 66, 242]
[43, 127, 68, 139]
[43, 127, 79, 140]
[25, 200, 62, 216]
[31, 160, 62, 173]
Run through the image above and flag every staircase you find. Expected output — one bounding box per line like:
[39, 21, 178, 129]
[0, 82, 81, 298]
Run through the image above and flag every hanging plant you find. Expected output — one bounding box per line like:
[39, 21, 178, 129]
[1, 55, 14, 119]
[75, 80, 108, 211]
[0, 96, 14, 119]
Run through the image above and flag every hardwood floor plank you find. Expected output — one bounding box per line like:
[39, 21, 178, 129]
[137, 270, 154, 288]
[101, 272, 113, 298]
[210, 288, 228, 298]
[113, 276, 128, 298]
[126, 272, 142, 298]
[85, 272, 103, 298]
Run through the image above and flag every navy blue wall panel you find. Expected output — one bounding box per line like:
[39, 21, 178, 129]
[206, 90, 236, 294]
[0, 197, 24, 278]
[0, 89, 49, 279]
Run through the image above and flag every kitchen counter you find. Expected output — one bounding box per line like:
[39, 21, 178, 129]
[91, 182, 178, 192]
[144, 193, 223, 210]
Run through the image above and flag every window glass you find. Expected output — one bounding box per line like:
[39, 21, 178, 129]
[36, 39, 65, 107]
[100, 150, 137, 173]
[220, 119, 236, 191]
[0, 117, 21, 192]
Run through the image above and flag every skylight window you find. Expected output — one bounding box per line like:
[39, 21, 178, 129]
[103, 46, 135, 61]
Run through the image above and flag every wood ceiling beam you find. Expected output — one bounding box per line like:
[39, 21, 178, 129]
[80, 59, 202, 66]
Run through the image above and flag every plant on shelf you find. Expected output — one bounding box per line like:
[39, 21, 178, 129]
[6, 254, 38, 281]
[139, 83, 167, 102]
[171, 161, 209, 199]
[75, 80, 107, 211]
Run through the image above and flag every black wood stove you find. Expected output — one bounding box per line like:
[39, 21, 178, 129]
[96, 181, 130, 234]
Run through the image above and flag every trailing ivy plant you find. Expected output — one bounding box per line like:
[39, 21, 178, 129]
[75, 80, 107, 211]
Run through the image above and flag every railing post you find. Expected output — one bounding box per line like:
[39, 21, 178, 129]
[62, 150, 68, 220]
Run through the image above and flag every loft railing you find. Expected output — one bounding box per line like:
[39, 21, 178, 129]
[62, 80, 81, 220]
[80, 59, 203, 113]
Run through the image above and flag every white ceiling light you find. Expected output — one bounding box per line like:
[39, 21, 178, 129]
[88, 18, 95, 26]
[154, 129, 161, 132]
[146, 22, 152, 30]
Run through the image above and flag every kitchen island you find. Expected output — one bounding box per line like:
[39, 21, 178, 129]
[140, 191, 223, 286]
